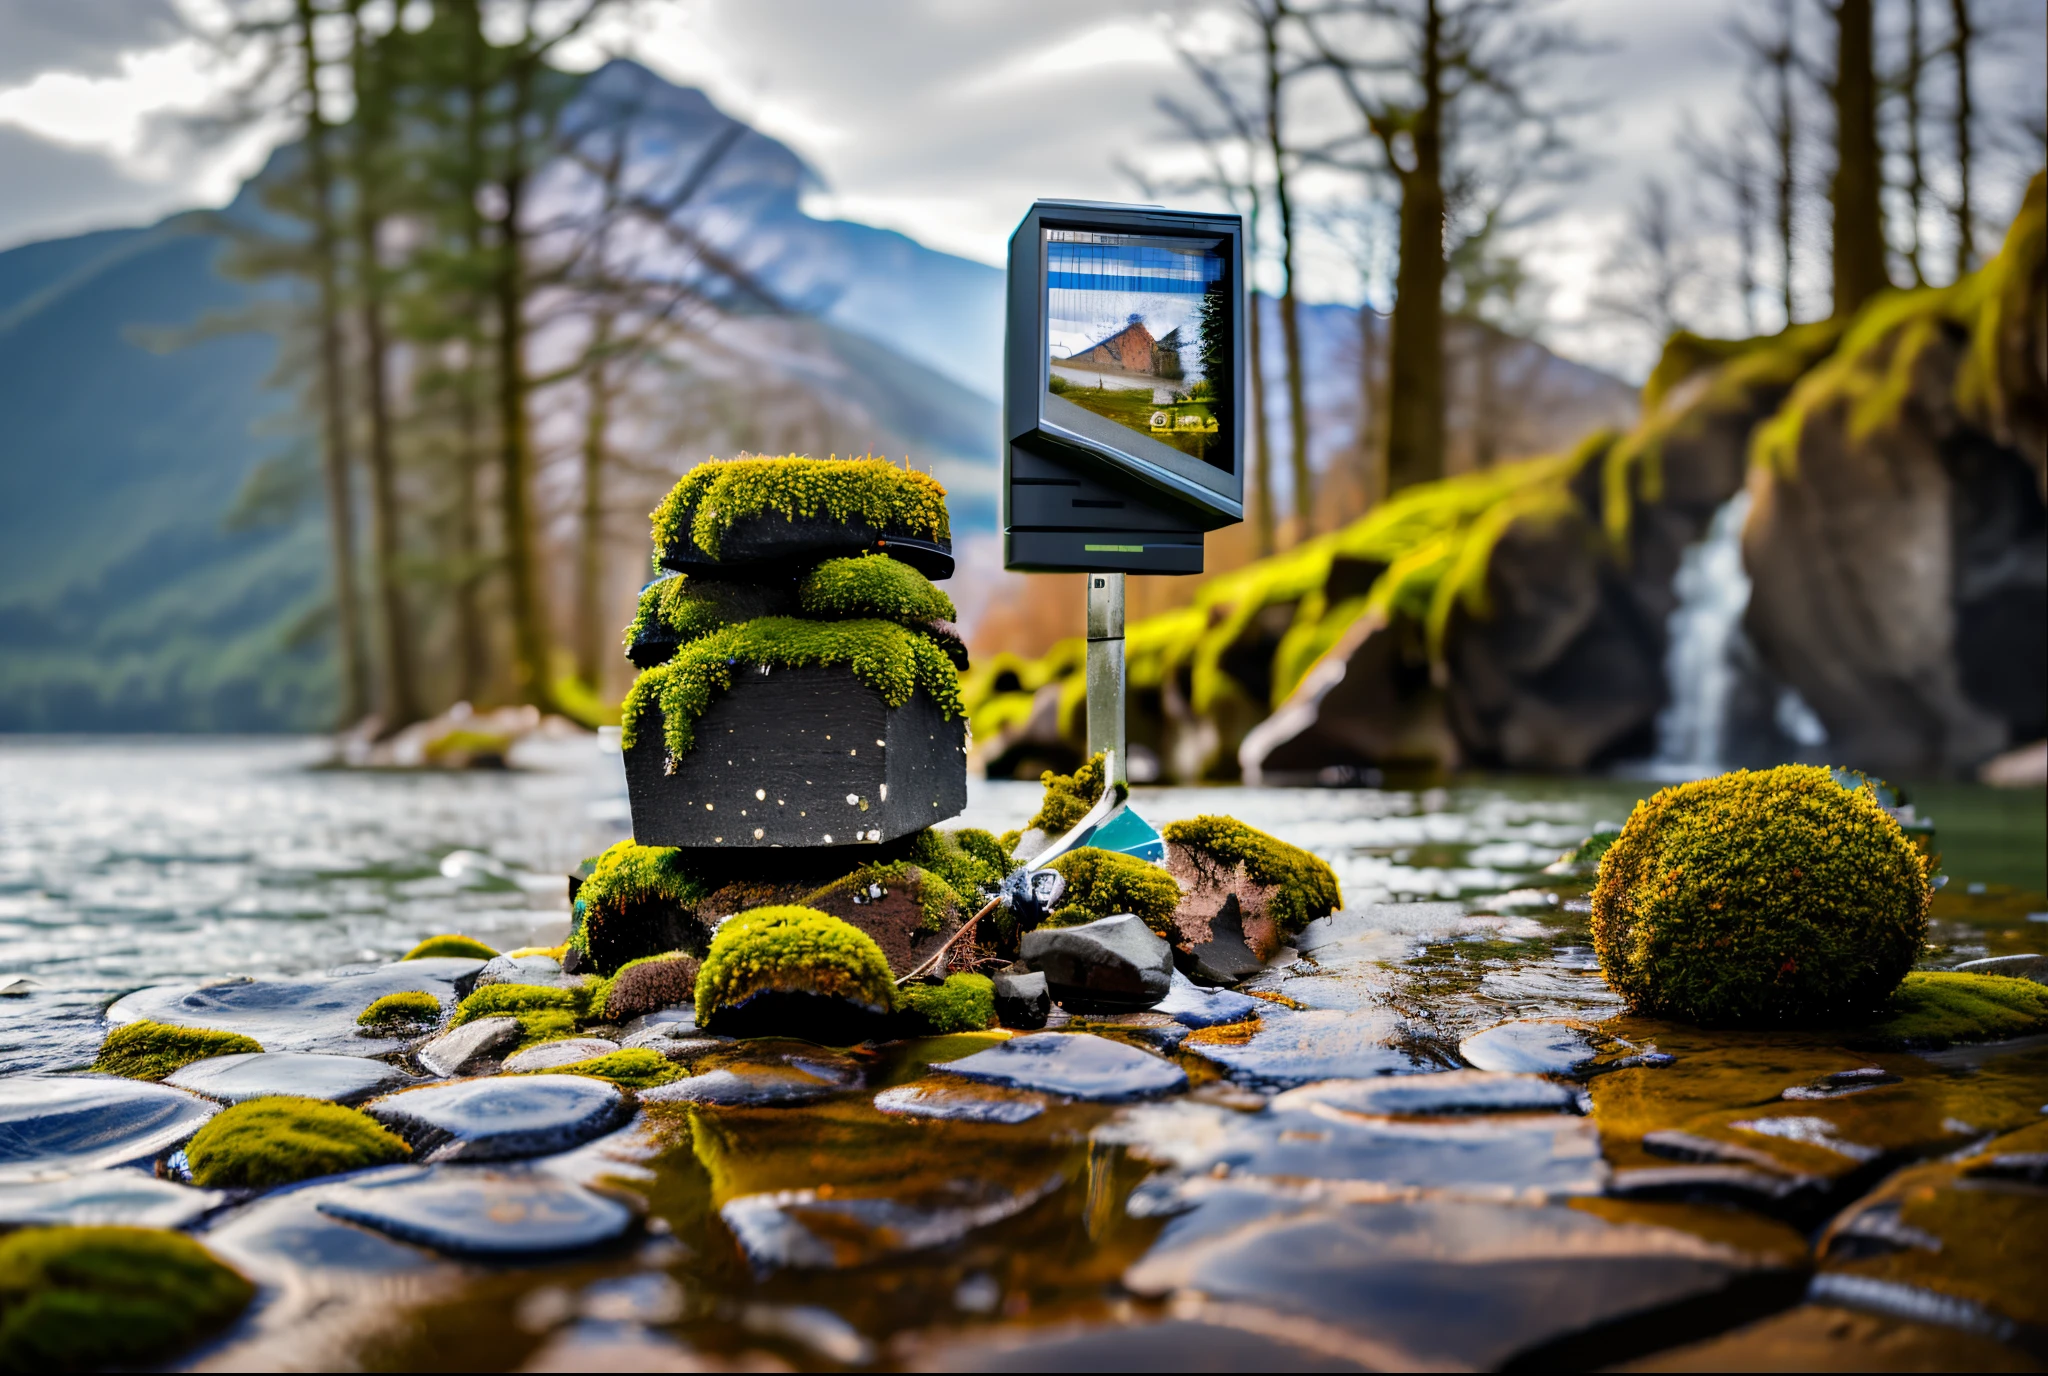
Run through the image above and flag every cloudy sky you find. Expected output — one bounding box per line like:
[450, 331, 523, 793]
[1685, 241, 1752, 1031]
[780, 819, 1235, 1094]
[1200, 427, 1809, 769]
[1, 0, 2040, 376]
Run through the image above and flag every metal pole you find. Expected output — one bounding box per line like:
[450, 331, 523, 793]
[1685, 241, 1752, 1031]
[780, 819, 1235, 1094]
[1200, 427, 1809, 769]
[1086, 572, 1125, 787]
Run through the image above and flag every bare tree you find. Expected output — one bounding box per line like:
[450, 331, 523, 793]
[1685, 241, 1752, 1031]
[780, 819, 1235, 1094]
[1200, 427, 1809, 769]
[1894, 0, 1933, 285]
[1683, 116, 1765, 332]
[1824, 0, 1892, 316]
[1730, 0, 1804, 326]
[1948, 0, 1977, 275]
[1593, 178, 1701, 348]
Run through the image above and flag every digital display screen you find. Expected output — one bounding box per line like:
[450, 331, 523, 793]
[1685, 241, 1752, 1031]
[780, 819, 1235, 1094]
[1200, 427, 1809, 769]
[1045, 229, 1232, 473]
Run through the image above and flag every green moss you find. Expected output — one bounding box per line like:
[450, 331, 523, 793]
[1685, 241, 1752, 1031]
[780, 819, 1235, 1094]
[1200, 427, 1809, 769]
[1043, 847, 1182, 936]
[1162, 815, 1342, 936]
[620, 616, 963, 759]
[421, 730, 512, 764]
[515, 1047, 681, 1089]
[623, 574, 794, 652]
[185, 1096, 412, 1189]
[356, 990, 441, 1026]
[799, 554, 956, 624]
[402, 933, 498, 961]
[452, 982, 587, 1028]
[906, 826, 1011, 901]
[649, 455, 950, 561]
[1548, 824, 1622, 877]
[898, 973, 996, 1035]
[810, 861, 965, 932]
[0, 1226, 255, 1371]
[90, 1021, 262, 1081]
[1853, 971, 2048, 1049]
[508, 1010, 579, 1046]
[1028, 752, 1112, 835]
[1591, 765, 1931, 1027]
[694, 905, 896, 1025]
[574, 841, 708, 930]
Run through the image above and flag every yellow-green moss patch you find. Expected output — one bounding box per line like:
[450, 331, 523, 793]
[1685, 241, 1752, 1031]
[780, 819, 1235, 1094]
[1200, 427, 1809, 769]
[452, 982, 587, 1028]
[650, 455, 950, 561]
[1027, 752, 1112, 836]
[898, 973, 995, 1035]
[1162, 815, 1342, 936]
[184, 1096, 411, 1189]
[1043, 848, 1182, 936]
[694, 906, 895, 1026]
[623, 574, 794, 652]
[1852, 972, 2048, 1049]
[516, 1047, 680, 1090]
[0, 1225, 255, 1371]
[356, 990, 441, 1027]
[620, 617, 963, 760]
[800, 554, 956, 624]
[574, 841, 707, 929]
[402, 933, 497, 961]
[1591, 765, 1930, 1027]
[91, 1021, 262, 1082]
[907, 827, 1011, 901]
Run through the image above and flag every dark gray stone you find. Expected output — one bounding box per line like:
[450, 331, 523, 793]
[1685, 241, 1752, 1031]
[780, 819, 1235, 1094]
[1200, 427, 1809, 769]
[1021, 914, 1173, 1012]
[501, 1039, 619, 1073]
[619, 1007, 697, 1040]
[1953, 953, 2048, 985]
[719, 1174, 1059, 1273]
[475, 954, 579, 990]
[1185, 1009, 1430, 1088]
[1271, 1070, 1580, 1117]
[618, 1025, 729, 1061]
[1183, 893, 1267, 985]
[417, 1016, 519, 1078]
[1459, 1019, 1610, 1077]
[0, 1168, 221, 1228]
[206, 1188, 440, 1273]
[940, 1032, 1186, 1101]
[313, 1163, 634, 1257]
[1154, 969, 1261, 1029]
[107, 965, 465, 1056]
[166, 1052, 417, 1105]
[990, 969, 1050, 1029]
[365, 1076, 629, 1161]
[0, 1075, 216, 1180]
[873, 1082, 1045, 1124]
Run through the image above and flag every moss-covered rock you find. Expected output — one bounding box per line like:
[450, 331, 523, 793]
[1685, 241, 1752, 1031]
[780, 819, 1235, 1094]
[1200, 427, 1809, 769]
[184, 1096, 412, 1189]
[0, 1225, 255, 1371]
[356, 990, 442, 1027]
[1852, 971, 2048, 1049]
[623, 574, 796, 664]
[1162, 815, 1341, 939]
[1026, 752, 1112, 836]
[1043, 848, 1181, 936]
[650, 455, 950, 563]
[801, 863, 973, 977]
[1591, 765, 1930, 1026]
[694, 905, 895, 1041]
[569, 840, 712, 976]
[906, 826, 1011, 901]
[90, 1021, 262, 1081]
[897, 973, 996, 1035]
[620, 616, 963, 762]
[515, 1047, 681, 1090]
[402, 933, 498, 961]
[451, 982, 589, 1048]
[799, 554, 956, 625]
[600, 953, 702, 1023]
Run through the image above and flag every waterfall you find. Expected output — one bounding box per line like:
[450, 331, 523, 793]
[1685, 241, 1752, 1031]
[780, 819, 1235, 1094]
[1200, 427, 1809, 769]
[1650, 489, 1755, 774]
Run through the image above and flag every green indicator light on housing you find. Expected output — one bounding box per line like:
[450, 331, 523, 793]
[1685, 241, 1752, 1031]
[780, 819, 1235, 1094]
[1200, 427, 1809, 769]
[1084, 544, 1144, 552]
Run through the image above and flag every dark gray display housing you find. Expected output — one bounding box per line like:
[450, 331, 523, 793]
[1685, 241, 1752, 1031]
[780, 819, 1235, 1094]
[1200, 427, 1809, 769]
[1004, 200, 1247, 575]
[623, 664, 967, 850]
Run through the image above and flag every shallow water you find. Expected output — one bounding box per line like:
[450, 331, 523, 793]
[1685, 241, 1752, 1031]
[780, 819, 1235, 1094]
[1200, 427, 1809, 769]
[1, 737, 2043, 1370]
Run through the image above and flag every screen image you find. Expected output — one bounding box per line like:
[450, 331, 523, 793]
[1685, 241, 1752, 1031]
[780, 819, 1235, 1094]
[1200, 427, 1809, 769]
[1045, 229, 1232, 472]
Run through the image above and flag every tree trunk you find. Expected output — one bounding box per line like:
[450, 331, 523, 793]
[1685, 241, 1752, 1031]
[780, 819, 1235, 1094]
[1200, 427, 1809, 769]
[1772, 10, 1798, 325]
[1904, 0, 1929, 286]
[1384, 0, 1447, 494]
[1949, 0, 1976, 276]
[348, 5, 422, 730]
[575, 319, 614, 689]
[1264, 15, 1312, 536]
[1358, 300, 1382, 506]
[453, 9, 490, 703]
[293, 0, 367, 727]
[1829, 0, 1891, 317]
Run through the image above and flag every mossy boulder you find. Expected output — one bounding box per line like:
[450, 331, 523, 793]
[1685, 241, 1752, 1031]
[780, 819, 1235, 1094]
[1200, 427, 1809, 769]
[402, 933, 498, 961]
[90, 1021, 262, 1081]
[897, 973, 996, 1035]
[1851, 971, 2048, 1049]
[624, 574, 796, 668]
[514, 1047, 680, 1090]
[799, 554, 956, 625]
[568, 840, 712, 976]
[357, 990, 442, 1027]
[694, 906, 895, 1042]
[184, 1096, 412, 1189]
[1162, 815, 1342, 962]
[450, 983, 588, 1047]
[802, 862, 975, 976]
[599, 953, 702, 1022]
[0, 1225, 255, 1371]
[1591, 765, 1930, 1026]
[650, 454, 952, 576]
[1043, 848, 1181, 937]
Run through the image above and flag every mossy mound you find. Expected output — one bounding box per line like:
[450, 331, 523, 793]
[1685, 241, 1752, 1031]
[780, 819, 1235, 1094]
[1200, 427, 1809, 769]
[620, 616, 963, 762]
[650, 455, 950, 562]
[907, 827, 1011, 901]
[1043, 848, 1182, 936]
[811, 861, 965, 933]
[184, 1096, 412, 1189]
[1591, 765, 1930, 1027]
[451, 982, 589, 1035]
[1161, 815, 1341, 936]
[356, 990, 441, 1027]
[0, 1225, 255, 1371]
[516, 1047, 680, 1090]
[1852, 971, 2048, 1049]
[624, 574, 795, 659]
[600, 953, 702, 1023]
[90, 1021, 262, 1081]
[898, 973, 995, 1035]
[1027, 752, 1112, 836]
[799, 554, 956, 625]
[694, 906, 895, 1038]
[569, 840, 711, 975]
[402, 933, 498, 961]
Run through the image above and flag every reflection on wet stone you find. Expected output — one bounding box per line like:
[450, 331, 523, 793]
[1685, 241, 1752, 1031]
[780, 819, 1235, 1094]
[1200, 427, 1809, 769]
[941, 1032, 1187, 1101]
[0, 1168, 222, 1228]
[364, 1076, 629, 1161]
[1184, 1008, 1430, 1087]
[721, 1174, 1063, 1273]
[312, 1164, 635, 1257]
[165, 1051, 418, 1104]
[0, 1075, 217, 1181]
